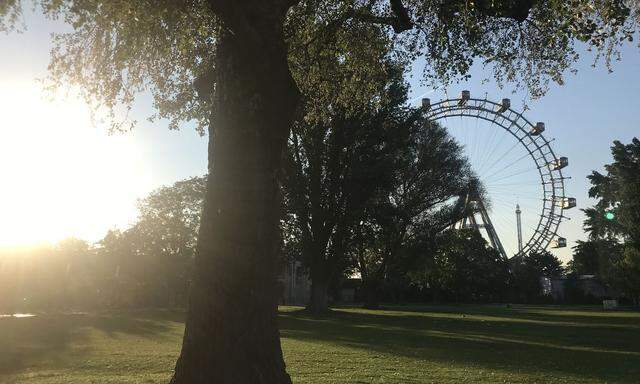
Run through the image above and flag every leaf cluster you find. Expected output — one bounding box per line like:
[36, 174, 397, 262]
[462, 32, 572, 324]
[585, 138, 640, 244]
[2, 0, 637, 131]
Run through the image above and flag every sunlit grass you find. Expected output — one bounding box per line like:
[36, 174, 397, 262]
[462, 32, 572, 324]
[0, 305, 638, 383]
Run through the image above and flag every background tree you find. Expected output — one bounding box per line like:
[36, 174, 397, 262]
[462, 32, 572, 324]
[133, 176, 205, 307]
[356, 120, 472, 308]
[0, 177, 206, 313]
[582, 138, 640, 304]
[511, 250, 564, 302]
[0, 238, 95, 313]
[568, 240, 600, 276]
[94, 176, 206, 308]
[415, 229, 510, 303]
[3, 1, 638, 382]
[283, 49, 407, 312]
[617, 247, 640, 305]
[585, 138, 640, 245]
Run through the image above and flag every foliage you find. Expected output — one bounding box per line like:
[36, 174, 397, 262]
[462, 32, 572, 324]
[134, 175, 205, 276]
[97, 176, 205, 307]
[568, 238, 624, 281]
[583, 138, 640, 303]
[568, 240, 601, 275]
[0, 176, 205, 313]
[0, 0, 20, 32]
[616, 246, 640, 303]
[525, 250, 565, 278]
[413, 229, 510, 303]
[282, 62, 414, 309]
[355, 120, 473, 306]
[0, 239, 95, 313]
[1, 1, 637, 131]
[510, 250, 564, 302]
[585, 138, 640, 245]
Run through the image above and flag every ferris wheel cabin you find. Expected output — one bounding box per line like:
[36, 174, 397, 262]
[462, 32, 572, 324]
[550, 156, 569, 170]
[551, 237, 567, 248]
[562, 197, 577, 209]
[496, 98, 511, 113]
[530, 122, 545, 135]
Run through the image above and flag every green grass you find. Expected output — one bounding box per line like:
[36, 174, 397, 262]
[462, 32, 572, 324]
[1, 305, 639, 383]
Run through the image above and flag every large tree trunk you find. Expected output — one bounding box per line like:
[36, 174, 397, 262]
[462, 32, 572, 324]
[305, 246, 331, 313]
[170, 3, 298, 383]
[308, 277, 329, 313]
[362, 278, 381, 310]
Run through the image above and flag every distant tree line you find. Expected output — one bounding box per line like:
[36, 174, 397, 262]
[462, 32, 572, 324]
[0, 129, 570, 314]
[0, 177, 205, 313]
[0, 70, 635, 312]
[5, 133, 636, 314]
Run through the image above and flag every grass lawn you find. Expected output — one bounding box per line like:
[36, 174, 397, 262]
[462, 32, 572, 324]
[1, 305, 638, 383]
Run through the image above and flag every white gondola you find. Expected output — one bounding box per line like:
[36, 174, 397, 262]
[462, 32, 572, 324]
[421, 98, 431, 109]
[549, 156, 568, 170]
[562, 197, 576, 209]
[551, 237, 567, 248]
[530, 122, 545, 135]
[496, 98, 510, 113]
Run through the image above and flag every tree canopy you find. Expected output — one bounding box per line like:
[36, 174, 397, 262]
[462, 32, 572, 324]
[355, 118, 473, 307]
[584, 138, 640, 245]
[414, 229, 509, 303]
[581, 137, 640, 304]
[2, 1, 637, 131]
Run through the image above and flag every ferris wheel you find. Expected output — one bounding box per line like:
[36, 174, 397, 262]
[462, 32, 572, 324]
[422, 91, 575, 258]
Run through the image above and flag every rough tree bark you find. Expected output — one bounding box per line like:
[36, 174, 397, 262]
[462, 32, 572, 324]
[362, 278, 381, 310]
[170, 2, 299, 383]
[308, 263, 330, 313]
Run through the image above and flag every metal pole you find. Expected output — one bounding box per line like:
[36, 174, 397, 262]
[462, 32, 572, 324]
[516, 204, 523, 253]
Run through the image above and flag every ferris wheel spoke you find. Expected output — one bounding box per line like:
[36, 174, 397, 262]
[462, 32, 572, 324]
[486, 181, 541, 188]
[470, 114, 481, 163]
[489, 194, 542, 202]
[478, 139, 505, 173]
[476, 125, 511, 175]
[486, 186, 542, 195]
[483, 151, 532, 181]
[485, 166, 540, 184]
[478, 140, 521, 179]
[475, 120, 501, 173]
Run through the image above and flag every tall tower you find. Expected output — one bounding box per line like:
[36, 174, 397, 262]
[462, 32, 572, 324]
[516, 204, 523, 253]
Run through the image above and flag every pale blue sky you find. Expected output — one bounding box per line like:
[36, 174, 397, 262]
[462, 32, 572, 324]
[1, 7, 638, 262]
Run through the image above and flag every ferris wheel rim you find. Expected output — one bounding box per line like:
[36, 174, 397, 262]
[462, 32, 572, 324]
[424, 96, 567, 257]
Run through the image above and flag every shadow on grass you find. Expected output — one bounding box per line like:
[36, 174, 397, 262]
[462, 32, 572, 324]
[279, 306, 640, 383]
[2, 306, 638, 382]
[0, 310, 178, 375]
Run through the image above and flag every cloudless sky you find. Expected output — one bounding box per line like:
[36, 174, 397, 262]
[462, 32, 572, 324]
[1, 7, 638, 263]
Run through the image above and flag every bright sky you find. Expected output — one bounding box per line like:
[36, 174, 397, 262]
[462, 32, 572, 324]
[1, 7, 639, 262]
[0, 9, 207, 248]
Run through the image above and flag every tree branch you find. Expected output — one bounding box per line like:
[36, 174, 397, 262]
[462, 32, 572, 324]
[350, 0, 413, 33]
[389, 0, 413, 32]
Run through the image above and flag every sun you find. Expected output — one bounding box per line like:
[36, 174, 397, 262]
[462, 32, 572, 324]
[0, 81, 152, 247]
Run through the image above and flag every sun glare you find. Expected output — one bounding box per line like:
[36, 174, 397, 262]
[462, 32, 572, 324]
[0, 82, 152, 247]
